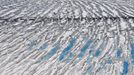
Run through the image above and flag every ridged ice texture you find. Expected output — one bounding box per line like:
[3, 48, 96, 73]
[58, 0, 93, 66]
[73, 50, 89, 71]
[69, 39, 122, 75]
[0, 0, 134, 75]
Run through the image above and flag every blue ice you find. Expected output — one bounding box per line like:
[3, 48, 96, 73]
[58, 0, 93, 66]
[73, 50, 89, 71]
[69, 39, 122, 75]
[78, 40, 92, 58]
[43, 46, 59, 60]
[95, 49, 101, 57]
[131, 44, 134, 61]
[121, 61, 129, 75]
[38, 42, 48, 50]
[59, 38, 76, 61]
[116, 48, 122, 58]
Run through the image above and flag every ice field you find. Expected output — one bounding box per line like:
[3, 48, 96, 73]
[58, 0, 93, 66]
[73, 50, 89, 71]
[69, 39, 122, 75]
[0, 0, 134, 75]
